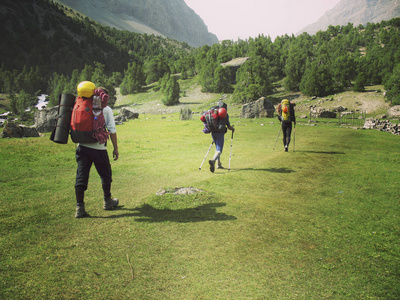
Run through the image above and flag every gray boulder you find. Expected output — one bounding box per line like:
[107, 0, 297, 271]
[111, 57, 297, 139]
[240, 97, 275, 118]
[180, 107, 192, 120]
[34, 106, 58, 133]
[119, 107, 139, 120]
[333, 106, 347, 112]
[387, 105, 400, 119]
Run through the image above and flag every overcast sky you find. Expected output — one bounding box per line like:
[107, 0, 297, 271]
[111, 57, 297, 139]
[184, 0, 341, 41]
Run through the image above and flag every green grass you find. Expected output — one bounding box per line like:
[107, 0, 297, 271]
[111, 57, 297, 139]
[1, 112, 399, 299]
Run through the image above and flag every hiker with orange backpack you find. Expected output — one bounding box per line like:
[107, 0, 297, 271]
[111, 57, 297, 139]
[277, 99, 296, 152]
[71, 81, 120, 218]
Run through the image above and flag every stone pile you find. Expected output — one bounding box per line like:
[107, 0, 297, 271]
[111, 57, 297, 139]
[363, 118, 399, 135]
[156, 187, 204, 196]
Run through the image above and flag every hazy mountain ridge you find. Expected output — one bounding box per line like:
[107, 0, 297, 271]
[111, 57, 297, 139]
[299, 0, 400, 35]
[55, 0, 218, 47]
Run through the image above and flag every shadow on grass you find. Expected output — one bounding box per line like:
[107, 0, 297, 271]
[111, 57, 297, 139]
[296, 150, 345, 155]
[91, 203, 237, 223]
[230, 167, 295, 173]
[179, 102, 202, 105]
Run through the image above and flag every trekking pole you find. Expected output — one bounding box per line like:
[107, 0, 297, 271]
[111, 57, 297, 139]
[293, 124, 296, 152]
[228, 126, 234, 171]
[273, 125, 282, 150]
[199, 141, 214, 170]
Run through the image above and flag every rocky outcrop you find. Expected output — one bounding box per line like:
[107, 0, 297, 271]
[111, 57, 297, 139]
[387, 105, 400, 119]
[310, 105, 337, 118]
[34, 106, 58, 133]
[56, 0, 218, 47]
[298, 0, 400, 36]
[240, 97, 275, 118]
[1, 121, 40, 138]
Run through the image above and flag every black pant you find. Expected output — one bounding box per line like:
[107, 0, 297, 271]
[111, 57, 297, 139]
[75, 145, 112, 191]
[282, 122, 292, 147]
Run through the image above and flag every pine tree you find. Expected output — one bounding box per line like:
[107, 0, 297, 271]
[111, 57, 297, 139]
[300, 60, 335, 97]
[161, 74, 180, 106]
[233, 57, 273, 103]
[120, 62, 145, 95]
[384, 63, 400, 105]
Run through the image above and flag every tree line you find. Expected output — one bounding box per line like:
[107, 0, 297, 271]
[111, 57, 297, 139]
[194, 19, 400, 105]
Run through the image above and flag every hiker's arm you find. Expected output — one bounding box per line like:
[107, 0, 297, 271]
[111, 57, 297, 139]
[226, 115, 234, 132]
[292, 108, 296, 125]
[110, 133, 119, 161]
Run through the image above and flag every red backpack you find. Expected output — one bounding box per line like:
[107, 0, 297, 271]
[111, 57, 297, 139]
[70, 96, 97, 143]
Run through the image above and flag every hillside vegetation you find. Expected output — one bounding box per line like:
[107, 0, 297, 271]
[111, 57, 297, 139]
[1, 1, 400, 125]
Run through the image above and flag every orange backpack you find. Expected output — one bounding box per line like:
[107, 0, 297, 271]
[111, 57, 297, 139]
[70, 97, 97, 143]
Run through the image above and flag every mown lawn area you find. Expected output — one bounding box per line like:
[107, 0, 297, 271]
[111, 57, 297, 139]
[1, 114, 399, 299]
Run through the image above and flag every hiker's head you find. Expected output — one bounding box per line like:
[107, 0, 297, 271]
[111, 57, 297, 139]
[218, 101, 228, 110]
[77, 81, 95, 98]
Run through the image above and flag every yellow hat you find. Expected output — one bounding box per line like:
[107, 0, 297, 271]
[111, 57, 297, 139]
[77, 81, 95, 98]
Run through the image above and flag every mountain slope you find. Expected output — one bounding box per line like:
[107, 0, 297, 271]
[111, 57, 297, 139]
[298, 0, 400, 35]
[0, 0, 192, 75]
[55, 0, 218, 47]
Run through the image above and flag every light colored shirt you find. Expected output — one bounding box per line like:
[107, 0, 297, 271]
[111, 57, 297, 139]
[79, 106, 116, 150]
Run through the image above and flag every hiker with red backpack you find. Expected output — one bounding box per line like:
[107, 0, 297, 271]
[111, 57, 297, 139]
[277, 99, 296, 152]
[71, 81, 120, 218]
[200, 101, 235, 172]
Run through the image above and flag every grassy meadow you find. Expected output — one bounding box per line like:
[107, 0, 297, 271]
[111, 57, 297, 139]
[1, 83, 400, 299]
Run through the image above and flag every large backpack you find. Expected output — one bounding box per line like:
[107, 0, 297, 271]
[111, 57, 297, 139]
[281, 99, 291, 123]
[70, 96, 98, 143]
[200, 106, 227, 133]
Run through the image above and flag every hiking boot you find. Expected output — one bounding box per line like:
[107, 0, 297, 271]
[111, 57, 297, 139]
[209, 159, 215, 173]
[103, 196, 119, 210]
[75, 206, 88, 218]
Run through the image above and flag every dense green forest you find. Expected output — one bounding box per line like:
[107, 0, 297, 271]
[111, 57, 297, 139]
[1, 0, 400, 120]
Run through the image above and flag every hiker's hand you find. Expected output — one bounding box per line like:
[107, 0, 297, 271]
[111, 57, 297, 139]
[113, 149, 119, 161]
